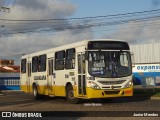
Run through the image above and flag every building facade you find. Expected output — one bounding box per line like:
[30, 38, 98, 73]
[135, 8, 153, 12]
[0, 59, 20, 90]
[130, 43, 160, 86]
[0, 59, 14, 67]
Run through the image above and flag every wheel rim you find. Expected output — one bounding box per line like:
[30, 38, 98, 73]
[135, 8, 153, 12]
[33, 88, 37, 97]
[68, 90, 74, 100]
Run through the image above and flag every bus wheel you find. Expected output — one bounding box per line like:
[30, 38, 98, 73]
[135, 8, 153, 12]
[66, 85, 79, 104]
[33, 85, 40, 99]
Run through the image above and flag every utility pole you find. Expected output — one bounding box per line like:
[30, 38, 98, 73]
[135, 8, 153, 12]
[0, 6, 10, 12]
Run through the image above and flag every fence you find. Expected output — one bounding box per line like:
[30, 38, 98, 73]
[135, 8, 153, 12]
[0, 77, 20, 90]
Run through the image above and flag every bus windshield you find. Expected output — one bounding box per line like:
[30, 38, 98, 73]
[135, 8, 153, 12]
[88, 51, 132, 78]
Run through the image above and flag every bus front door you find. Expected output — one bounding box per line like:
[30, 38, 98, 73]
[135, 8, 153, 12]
[27, 62, 31, 93]
[78, 53, 86, 97]
[47, 59, 55, 95]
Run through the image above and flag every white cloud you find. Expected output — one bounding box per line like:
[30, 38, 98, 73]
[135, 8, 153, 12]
[3, 0, 76, 19]
[0, 0, 76, 32]
[105, 20, 160, 44]
[0, 0, 94, 65]
[0, 29, 93, 65]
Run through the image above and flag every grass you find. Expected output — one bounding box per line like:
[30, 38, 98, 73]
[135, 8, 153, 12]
[152, 93, 160, 97]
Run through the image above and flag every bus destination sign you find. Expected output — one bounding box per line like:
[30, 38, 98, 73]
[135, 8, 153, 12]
[87, 41, 129, 50]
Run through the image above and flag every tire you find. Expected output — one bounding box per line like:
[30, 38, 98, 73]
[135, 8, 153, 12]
[33, 85, 40, 99]
[66, 85, 79, 104]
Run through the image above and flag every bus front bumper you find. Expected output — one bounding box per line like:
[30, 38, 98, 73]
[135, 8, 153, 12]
[85, 87, 133, 99]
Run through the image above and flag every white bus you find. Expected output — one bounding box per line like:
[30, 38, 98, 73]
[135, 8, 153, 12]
[20, 39, 133, 103]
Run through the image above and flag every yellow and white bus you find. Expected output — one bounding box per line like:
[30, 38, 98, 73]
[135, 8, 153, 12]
[20, 39, 133, 103]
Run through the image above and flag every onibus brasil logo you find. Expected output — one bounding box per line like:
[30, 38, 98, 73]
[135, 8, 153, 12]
[2, 112, 42, 118]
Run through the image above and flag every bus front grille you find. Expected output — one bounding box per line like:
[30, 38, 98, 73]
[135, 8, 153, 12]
[102, 86, 121, 89]
[104, 91, 120, 95]
[99, 80, 125, 85]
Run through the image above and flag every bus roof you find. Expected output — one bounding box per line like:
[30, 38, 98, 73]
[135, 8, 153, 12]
[21, 39, 128, 58]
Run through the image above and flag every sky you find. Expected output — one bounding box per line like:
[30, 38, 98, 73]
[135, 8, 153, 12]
[0, 0, 160, 65]
[70, 0, 158, 17]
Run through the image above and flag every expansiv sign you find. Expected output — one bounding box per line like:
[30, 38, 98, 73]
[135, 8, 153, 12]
[133, 64, 160, 73]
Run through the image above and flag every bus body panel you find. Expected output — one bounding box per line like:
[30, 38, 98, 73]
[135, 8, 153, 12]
[20, 39, 133, 100]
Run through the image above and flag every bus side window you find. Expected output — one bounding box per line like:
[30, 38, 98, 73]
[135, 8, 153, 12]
[21, 59, 26, 73]
[55, 51, 65, 70]
[32, 56, 38, 72]
[65, 48, 75, 69]
[38, 54, 46, 72]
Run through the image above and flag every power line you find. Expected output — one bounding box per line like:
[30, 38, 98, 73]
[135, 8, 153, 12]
[1, 9, 160, 36]
[1, 15, 160, 34]
[0, 6, 10, 12]
[0, 8, 160, 22]
[1, 18, 160, 38]
[0, 0, 16, 12]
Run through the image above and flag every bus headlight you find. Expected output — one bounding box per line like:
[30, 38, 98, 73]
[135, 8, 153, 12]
[89, 82, 101, 89]
[124, 81, 133, 88]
